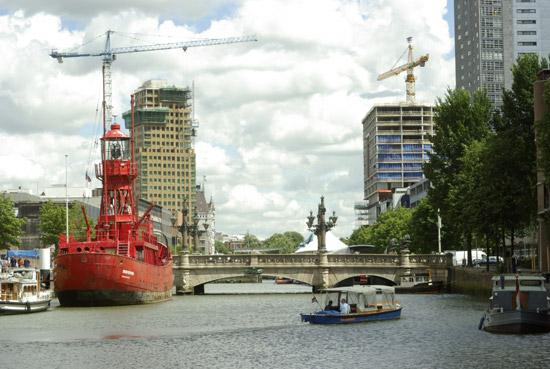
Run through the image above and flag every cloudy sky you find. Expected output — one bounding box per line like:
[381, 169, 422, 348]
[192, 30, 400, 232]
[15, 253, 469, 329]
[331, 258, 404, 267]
[0, 0, 455, 239]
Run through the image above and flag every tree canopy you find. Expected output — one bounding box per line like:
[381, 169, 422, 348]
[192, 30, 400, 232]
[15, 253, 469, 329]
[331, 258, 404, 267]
[356, 207, 413, 253]
[0, 194, 25, 249]
[262, 231, 304, 253]
[39, 201, 90, 247]
[420, 54, 548, 269]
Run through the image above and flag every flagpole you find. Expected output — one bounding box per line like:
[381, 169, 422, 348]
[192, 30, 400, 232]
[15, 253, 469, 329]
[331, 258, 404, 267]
[65, 154, 69, 240]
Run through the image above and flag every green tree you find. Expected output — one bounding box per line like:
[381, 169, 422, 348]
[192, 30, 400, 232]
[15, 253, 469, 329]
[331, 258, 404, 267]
[40, 201, 93, 246]
[361, 207, 413, 252]
[69, 203, 93, 241]
[39, 201, 66, 247]
[424, 88, 492, 262]
[535, 80, 550, 180]
[409, 198, 438, 254]
[348, 225, 370, 246]
[0, 194, 25, 249]
[243, 232, 261, 249]
[262, 231, 304, 253]
[214, 240, 232, 254]
[486, 54, 548, 264]
[283, 231, 304, 248]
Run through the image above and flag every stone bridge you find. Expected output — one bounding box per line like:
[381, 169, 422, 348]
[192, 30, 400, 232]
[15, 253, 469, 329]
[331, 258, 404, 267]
[173, 251, 452, 294]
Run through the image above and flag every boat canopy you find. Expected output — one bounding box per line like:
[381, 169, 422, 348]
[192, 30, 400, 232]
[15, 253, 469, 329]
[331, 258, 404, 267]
[318, 285, 397, 311]
[6, 250, 39, 258]
[322, 285, 395, 295]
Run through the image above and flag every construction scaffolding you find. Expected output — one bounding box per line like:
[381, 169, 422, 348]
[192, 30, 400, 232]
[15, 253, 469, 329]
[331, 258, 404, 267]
[159, 87, 191, 107]
[122, 107, 169, 129]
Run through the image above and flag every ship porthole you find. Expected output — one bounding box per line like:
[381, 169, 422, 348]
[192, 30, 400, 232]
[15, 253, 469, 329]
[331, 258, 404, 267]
[77, 247, 82, 252]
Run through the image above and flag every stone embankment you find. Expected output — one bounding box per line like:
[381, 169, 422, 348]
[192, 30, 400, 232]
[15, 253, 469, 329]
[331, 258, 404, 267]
[448, 267, 550, 297]
[448, 267, 494, 297]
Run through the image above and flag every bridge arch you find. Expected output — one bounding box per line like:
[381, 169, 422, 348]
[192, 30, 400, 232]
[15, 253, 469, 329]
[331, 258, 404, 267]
[334, 274, 397, 287]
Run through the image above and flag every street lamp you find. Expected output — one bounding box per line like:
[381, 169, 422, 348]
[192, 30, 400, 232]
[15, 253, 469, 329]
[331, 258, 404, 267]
[203, 223, 210, 254]
[191, 208, 199, 254]
[180, 197, 189, 254]
[306, 196, 338, 253]
[170, 211, 177, 254]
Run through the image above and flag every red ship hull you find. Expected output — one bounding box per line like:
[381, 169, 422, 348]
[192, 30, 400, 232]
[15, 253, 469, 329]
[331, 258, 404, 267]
[54, 253, 173, 307]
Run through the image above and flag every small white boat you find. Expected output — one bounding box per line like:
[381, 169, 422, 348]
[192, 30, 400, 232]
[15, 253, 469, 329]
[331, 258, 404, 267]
[395, 272, 443, 294]
[479, 274, 550, 334]
[0, 267, 52, 314]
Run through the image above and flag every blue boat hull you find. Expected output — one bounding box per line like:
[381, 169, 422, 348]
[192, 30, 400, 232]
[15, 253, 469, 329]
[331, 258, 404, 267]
[300, 307, 402, 324]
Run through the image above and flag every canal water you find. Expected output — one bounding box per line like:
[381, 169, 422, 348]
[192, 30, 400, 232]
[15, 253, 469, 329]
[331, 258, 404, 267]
[1, 281, 550, 369]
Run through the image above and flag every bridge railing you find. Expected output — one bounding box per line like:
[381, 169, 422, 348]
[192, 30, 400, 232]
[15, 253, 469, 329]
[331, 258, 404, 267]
[409, 254, 452, 266]
[328, 254, 400, 265]
[188, 255, 251, 265]
[174, 253, 451, 268]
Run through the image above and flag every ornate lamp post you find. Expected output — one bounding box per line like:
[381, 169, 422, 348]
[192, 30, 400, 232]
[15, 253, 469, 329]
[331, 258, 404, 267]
[203, 223, 210, 254]
[170, 211, 177, 255]
[306, 196, 338, 253]
[180, 199, 189, 254]
[190, 208, 199, 254]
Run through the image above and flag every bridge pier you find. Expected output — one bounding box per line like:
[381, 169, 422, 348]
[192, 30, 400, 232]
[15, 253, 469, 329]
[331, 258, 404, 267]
[311, 252, 330, 292]
[174, 253, 193, 295]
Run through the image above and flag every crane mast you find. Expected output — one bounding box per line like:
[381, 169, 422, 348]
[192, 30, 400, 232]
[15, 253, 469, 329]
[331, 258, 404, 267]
[377, 37, 429, 104]
[50, 30, 257, 131]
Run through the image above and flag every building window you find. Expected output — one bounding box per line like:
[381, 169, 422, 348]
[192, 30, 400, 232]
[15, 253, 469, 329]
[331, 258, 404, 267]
[517, 19, 536, 24]
[518, 42, 537, 46]
[517, 30, 536, 35]
[516, 9, 536, 13]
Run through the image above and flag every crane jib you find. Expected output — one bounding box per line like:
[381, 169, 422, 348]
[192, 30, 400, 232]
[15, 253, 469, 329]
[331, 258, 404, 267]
[49, 35, 257, 59]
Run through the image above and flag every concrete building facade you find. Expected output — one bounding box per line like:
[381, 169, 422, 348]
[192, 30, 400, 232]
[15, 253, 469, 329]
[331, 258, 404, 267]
[361, 103, 434, 224]
[123, 80, 197, 225]
[455, 0, 550, 107]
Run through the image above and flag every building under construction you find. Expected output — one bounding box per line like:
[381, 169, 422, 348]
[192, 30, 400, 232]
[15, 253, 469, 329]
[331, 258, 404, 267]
[361, 104, 434, 224]
[358, 38, 433, 225]
[123, 80, 196, 222]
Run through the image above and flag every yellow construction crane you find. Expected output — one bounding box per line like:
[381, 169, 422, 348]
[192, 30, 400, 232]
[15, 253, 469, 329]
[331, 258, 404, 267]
[377, 37, 429, 104]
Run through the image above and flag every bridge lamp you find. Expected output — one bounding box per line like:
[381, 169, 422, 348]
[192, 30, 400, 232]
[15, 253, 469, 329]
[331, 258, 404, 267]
[170, 211, 177, 254]
[306, 211, 315, 229]
[328, 211, 338, 228]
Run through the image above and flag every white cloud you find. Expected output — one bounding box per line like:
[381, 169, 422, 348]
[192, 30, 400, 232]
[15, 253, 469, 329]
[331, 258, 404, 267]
[0, 0, 454, 238]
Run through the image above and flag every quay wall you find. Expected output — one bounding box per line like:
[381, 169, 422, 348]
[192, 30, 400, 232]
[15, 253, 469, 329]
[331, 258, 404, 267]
[448, 267, 493, 297]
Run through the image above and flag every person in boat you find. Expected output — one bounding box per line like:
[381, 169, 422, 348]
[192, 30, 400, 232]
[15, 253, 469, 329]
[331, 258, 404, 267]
[23, 259, 30, 268]
[340, 298, 351, 314]
[324, 300, 337, 311]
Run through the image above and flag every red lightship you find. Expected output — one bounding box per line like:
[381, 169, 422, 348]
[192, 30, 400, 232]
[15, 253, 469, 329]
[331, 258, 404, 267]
[54, 96, 173, 306]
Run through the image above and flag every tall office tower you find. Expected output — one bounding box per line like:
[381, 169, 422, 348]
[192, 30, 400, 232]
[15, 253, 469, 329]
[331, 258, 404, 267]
[123, 80, 196, 220]
[361, 104, 434, 224]
[455, 0, 550, 107]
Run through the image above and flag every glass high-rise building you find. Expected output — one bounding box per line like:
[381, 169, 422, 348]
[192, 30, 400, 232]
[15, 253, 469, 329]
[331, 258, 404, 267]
[455, 0, 550, 107]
